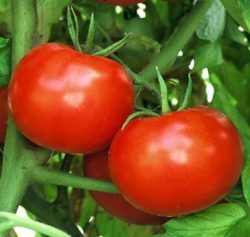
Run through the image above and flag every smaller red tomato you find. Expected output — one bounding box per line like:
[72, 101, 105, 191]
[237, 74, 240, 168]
[94, 0, 144, 6]
[84, 150, 166, 225]
[0, 87, 8, 144]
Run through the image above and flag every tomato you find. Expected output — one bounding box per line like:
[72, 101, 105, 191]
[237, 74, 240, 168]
[0, 87, 8, 144]
[109, 106, 243, 216]
[84, 150, 166, 224]
[8, 43, 134, 154]
[94, 0, 144, 6]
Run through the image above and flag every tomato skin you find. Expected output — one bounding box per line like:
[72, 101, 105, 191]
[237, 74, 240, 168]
[84, 150, 166, 225]
[94, 0, 144, 6]
[110, 106, 243, 216]
[0, 88, 8, 143]
[8, 43, 134, 154]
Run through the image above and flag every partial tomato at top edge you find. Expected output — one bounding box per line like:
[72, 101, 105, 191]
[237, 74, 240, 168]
[109, 105, 244, 217]
[8, 43, 135, 154]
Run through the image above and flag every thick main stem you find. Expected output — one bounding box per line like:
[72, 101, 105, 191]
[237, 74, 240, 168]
[0, 0, 38, 214]
[139, 0, 214, 82]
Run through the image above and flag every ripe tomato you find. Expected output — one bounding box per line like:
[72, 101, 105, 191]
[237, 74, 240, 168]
[8, 43, 134, 154]
[110, 106, 243, 216]
[84, 150, 166, 224]
[0, 87, 8, 144]
[94, 0, 144, 6]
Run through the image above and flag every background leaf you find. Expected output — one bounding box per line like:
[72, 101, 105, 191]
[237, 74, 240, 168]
[0, 37, 10, 87]
[154, 204, 246, 237]
[220, 0, 250, 33]
[196, 0, 226, 42]
[193, 42, 223, 72]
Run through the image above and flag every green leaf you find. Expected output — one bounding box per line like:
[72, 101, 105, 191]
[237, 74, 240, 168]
[178, 74, 192, 111]
[225, 16, 248, 46]
[212, 61, 247, 110]
[78, 192, 97, 229]
[226, 217, 250, 237]
[210, 72, 250, 138]
[84, 13, 95, 53]
[154, 204, 246, 237]
[93, 33, 131, 57]
[156, 67, 169, 114]
[95, 211, 129, 237]
[36, 0, 70, 44]
[196, 0, 226, 42]
[95, 211, 152, 237]
[193, 42, 223, 72]
[0, 0, 11, 33]
[151, 0, 169, 28]
[0, 37, 10, 86]
[220, 0, 250, 33]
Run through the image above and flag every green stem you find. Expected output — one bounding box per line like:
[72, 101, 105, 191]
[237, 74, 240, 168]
[110, 54, 159, 95]
[0, 212, 70, 237]
[0, 0, 38, 217]
[31, 166, 118, 193]
[139, 0, 214, 82]
[11, 0, 38, 67]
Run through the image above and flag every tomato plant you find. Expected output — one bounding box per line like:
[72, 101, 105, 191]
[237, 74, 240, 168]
[84, 150, 166, 225]
[8, 43, 134, 154]
[0, 87, 8, 144]
[110, 106, 243, 216]
[2, 0, 250, 236]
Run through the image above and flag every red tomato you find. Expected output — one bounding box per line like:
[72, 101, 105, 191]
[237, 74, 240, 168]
[110, 106, 243, 216]
[8, 43, 134, 154]
[0, 88, 8, 143]
[84, 150, 166, 224]
[94, 0, 144, 6]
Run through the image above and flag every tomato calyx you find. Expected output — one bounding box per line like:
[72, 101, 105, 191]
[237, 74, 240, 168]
[177, 74, 192, 111]
[67, 5, 131, 57]
[122, 71, 193, 129]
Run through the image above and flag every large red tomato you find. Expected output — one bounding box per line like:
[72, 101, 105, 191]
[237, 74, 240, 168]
[94, 0, 144, 6]
[0, 87, 8, 143]
[84, 150, 166, 224]
[110, 106, 243, 216]
[8, 43, 134, 154]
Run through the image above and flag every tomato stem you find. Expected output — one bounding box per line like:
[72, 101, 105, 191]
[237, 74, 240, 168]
[0, 2, 50, 237]
[0, 212, 70, 237]
[31, 166, 119, 193]
[110, 54, 159, 95]
[139, 0, 214, 82]
[0, 0, 38, 215]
